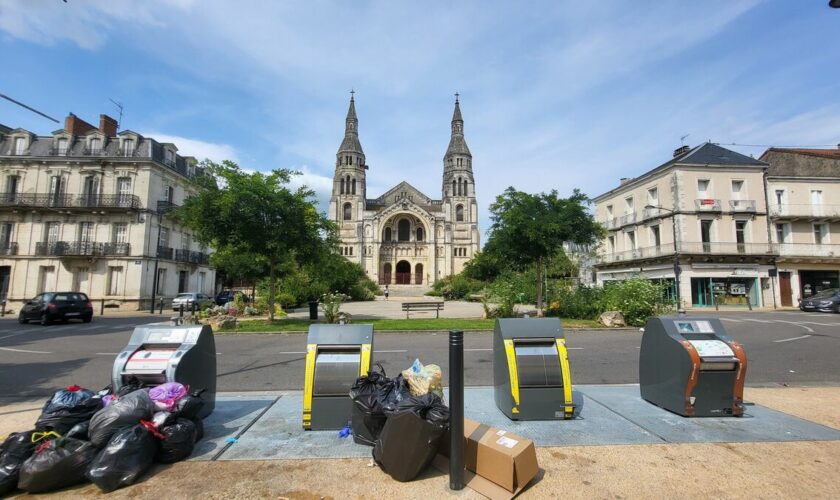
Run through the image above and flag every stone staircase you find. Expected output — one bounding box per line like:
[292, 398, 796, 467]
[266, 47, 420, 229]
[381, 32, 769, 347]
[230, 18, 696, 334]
[385, 284, 433, 297]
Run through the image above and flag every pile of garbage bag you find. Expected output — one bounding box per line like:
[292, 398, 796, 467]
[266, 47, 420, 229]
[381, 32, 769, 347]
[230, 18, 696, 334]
[349, 359, 450, 481]
[0, 381, 209, 495]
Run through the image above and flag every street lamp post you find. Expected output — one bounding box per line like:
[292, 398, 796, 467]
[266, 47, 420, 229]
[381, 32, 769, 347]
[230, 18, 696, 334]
[646, 205, 681, 309]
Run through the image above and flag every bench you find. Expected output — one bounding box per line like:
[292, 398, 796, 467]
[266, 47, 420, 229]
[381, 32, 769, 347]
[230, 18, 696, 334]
[401, 301, 445, 319]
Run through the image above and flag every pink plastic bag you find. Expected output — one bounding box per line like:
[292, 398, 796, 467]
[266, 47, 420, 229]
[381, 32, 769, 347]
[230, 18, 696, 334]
[148, 382, 187, 411]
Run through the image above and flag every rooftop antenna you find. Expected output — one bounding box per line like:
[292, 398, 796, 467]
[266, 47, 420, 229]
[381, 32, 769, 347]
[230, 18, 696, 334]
[680, 134, 690, 146]
[109, 98, 124, 130]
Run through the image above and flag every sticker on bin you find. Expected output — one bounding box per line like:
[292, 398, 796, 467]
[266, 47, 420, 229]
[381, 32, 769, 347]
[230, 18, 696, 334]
[496, 435, 519, 449]
[125, 349, 177, 370]
[496, 430, 507, 437]
[688, 340, 734, 358]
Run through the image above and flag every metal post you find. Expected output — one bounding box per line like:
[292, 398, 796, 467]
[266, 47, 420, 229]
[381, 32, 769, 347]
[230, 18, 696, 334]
[191, 301, 196, 316]
[100, 298, 105, 316]
[179, 303, 184, 318]
[158, 297, 164, 315]
[671, 212, 681, 309]
[449, 329, 464, 491]
[150, 213, 163, 314]
[0, 300, 5, 317]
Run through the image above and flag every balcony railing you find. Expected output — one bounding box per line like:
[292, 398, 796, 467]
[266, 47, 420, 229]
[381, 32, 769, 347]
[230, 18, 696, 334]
[157, 246, 174, 260]
[602, 217, 619, 230]
[695, 198, 722, 211]
[0, 193, 141, 210]
[618, 212, 637, 227]
[641, 207, 666, 220]
[0, 242, 18, 256]
[34, 241, 131, 257]
[157, 201, 179, 214]
[777, 243, 840, 258]
[729, 200, 757, 212]
[597, 241, 778, 264]
[769, 204, 840, 219]
[175, 249, 211, 265]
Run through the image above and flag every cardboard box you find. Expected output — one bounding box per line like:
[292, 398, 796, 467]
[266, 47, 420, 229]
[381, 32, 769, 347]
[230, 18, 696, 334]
[436, 418, 539, 499]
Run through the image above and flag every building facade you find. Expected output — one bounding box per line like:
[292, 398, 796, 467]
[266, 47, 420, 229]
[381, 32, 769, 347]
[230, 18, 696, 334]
[593, 143, 776, 308]
[327, 96, 480, 286]
[761, 147, 840, 306]
[0, 113, 214, 311]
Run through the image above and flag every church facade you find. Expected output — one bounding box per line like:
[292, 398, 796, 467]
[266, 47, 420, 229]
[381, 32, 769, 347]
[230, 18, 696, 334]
[327, 96, 480, 286]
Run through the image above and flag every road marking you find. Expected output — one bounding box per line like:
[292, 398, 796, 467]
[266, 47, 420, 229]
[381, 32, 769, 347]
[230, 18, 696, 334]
[798, 321, 840, 327]
[742, 318, 774, 324]
[775, 321, 814, 333]
[567, 347, 584, 350]
[95, 352, 119, 355]
[0, 346, 52, 354]
[774, 335, 812, 343]
[719, 317, 743, 323]
[465, 348, 492, 352]
[274, 351, 305, 355]
[377, 349, 408, 353]
[0, 331, 30, 341]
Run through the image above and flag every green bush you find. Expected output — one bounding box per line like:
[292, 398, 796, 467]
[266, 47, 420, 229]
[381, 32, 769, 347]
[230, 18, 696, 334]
[349, 282, 375, 301]
[604, 277, 669, 326]
[431, 275, 485, 300]
[547, 286, 606, 320]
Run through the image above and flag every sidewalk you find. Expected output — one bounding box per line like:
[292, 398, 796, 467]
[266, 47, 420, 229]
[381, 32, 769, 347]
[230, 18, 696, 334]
[3, 386, 839, 498]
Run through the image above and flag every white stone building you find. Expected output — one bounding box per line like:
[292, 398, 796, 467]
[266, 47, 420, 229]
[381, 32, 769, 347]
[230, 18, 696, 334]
[327, 96, 480, 287]
[0, 113, 215, 311]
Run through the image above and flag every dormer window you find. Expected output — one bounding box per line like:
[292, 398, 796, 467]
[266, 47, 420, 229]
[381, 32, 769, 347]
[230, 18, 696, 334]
[57, 138, 69, 155]
[89, 138, 101, 154]
[165, 149, 175, 165]
[123, 139, 135, 157]
[13, 137, 26, 155]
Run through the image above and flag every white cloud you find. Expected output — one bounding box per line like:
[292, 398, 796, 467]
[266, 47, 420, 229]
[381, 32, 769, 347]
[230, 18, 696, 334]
[139, 131, 239, 163]
[288, 166, 334, 212]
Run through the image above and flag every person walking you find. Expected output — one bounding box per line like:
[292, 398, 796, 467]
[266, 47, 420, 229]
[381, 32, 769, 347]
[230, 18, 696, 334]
[384, 285, 389, 301]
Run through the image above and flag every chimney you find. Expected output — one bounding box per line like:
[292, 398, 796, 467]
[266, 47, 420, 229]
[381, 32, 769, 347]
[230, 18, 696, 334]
[619, 177, 632, 185]
[673, 145, 690, 158]
[64, 113, 96, 136]
[99, 114, 118, 137]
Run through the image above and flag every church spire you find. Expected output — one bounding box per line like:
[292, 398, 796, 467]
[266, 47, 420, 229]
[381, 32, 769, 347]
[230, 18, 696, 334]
[337, 91, 364, 155]
[444, 93, 471, 160]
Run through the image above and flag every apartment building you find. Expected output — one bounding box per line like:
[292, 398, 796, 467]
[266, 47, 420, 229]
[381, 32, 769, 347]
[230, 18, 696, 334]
[760, 147, 840, 306]
[0, 113, 215, 311]
[593, 143, 776, 308]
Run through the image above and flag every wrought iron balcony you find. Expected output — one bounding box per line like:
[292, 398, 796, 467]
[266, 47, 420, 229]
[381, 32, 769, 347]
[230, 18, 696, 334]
[174, 249, 210, 265]
[157, 201, 179, 214]
[596, 245, 671, 264]
[596, 241, 777, 264]
[34, 241, 131, 257]
[695, 199, 722, 211]
[0, 242, 18, 256]
[157, 246, 174, 259]
[729, 200, 757, 212]
[0, 193, 141, 210]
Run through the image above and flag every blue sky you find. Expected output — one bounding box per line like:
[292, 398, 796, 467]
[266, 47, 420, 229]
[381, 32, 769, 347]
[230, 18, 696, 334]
[1, 1, 839, 237]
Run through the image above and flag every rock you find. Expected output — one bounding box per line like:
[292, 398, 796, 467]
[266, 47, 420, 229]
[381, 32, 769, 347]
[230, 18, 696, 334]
[336, 312, 353, 324]
[209, 315, 237, 331]
[600, 311, 625, 327]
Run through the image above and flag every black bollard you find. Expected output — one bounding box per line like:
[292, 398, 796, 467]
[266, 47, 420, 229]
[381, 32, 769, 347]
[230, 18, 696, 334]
[158, 298, 164, 315]
[179, 303, 184, 318]
[100, 298, 105, 316]
[191, 301, 197, 316]
[449, 329, 464, 490]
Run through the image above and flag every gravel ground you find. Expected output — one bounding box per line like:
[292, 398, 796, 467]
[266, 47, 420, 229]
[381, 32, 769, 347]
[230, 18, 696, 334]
[3, 386, 839, 499]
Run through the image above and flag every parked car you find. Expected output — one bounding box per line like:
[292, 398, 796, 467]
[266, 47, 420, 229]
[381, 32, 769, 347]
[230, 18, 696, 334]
[172, 292, 214, 311]
[799, 288, 840, 313]
[215, 290, 251, 306]
[19, 292, 93, 325]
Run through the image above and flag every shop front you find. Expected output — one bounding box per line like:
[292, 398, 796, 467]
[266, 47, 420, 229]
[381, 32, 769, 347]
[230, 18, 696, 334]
[690, 276, 759, 308]
[799, 270, 839, 298]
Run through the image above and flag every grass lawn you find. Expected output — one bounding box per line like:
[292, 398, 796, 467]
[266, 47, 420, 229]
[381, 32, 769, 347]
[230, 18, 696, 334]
[219, 316, 603, 333]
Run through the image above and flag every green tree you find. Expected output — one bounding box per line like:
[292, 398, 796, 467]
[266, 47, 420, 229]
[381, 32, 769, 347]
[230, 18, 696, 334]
[484, 187, 603, 314]
[211, 244, 267, 288]
[175, 160, 335, 320]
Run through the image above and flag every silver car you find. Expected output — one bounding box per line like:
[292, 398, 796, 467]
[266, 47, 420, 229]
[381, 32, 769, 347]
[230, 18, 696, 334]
[172, 292, 213, 311]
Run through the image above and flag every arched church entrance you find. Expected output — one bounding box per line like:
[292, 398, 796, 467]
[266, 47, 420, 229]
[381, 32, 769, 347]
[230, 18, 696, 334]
[396, 260, 411, 284]
[382, 263, 392, 285]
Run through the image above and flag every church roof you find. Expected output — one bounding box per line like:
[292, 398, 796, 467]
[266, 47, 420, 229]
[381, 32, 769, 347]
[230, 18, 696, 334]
[445, 97, 471, 158]
[337, 95, 364, 155]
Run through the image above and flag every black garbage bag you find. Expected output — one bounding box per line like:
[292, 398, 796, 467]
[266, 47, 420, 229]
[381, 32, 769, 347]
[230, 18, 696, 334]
[172, 388, 206, 420]
[155, 418, 197, 464]
[17, 437, 98, 493]
[88, 389, 155, 448]
[87, 423, 161, 492]
[191, 417, 204, 442]
[349, 363, 388, 399]
[116, 376, 144, 397]
[35, 386, 102, 435]
[376, 374, 412, 414]
[351, 393, 387, 447]
[372, 393, 449, 482]
[0, 431, 37, 496]
[65, 421, 90, 440]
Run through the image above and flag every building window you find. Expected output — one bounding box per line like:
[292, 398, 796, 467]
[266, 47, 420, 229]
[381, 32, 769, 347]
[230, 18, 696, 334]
[647, 188, 658, 205]
[78, 222, 94, 244]
[607, 235, 615, 253]
[343, 202, 352, 221]
[351, 178, 356, 195]
[735, 220, 747, 252]
[775, 223, 789, 244]
[697, 179, 710, 197]
[14, 137, 26, 155]
[113, 223, 127, 244]
[731, 180, 744, 200]
[57, 138, 69, 155]
[340, 178, 345, 194]
[455, 204, 464, 222]
[349, 246, 353, 256]
[123, 139, 135, 156]
[159, 227, 170, 249]
[624, 196, 634, 214]
[416, 227, 424, 241]
[0, 223, 14, 250]
[626, 231, 636, 250]
[89, 138, 101, 154]
[165, 149, 175, 165]
[774, 189, 785, 206]
[700, 219, 713, 252]
[44, 222, 60, 244]
[452, 179, 456, 196]
[5, 175, 19, 203]
[398, 219, 410, 241]
[814, 223, 828, 245]
[650, 225, 661, 247]
[156, 268, 166, 294]
[384, 227, 392, 242]
[108, 266, 124, 296]
[117, 177, 132, 206]
[606, 205, 613, 218]
[198, 272, 206, 292]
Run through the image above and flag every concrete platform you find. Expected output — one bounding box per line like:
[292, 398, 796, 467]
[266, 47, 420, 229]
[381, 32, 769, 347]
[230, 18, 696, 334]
[197, 385, 840, 461]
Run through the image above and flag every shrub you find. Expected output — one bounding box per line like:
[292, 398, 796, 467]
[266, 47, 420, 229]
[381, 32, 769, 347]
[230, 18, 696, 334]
[320, 291, 348, 323]
[547, 286, 606, 320]
[603, 277, 669, 326]
[432, 275, 485, 300]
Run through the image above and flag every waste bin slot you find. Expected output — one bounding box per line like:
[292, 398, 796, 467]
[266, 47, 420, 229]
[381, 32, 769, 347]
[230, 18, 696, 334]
[313, 348, 361, 396]
[112, 324, 217, 418]
[513, 340, 563, 388]
[303, 324, 374, 430]
[639, 316, 747, 417]
[493, 318, 580, 420]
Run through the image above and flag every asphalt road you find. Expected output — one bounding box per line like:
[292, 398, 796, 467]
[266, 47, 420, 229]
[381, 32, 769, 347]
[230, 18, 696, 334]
[1, 310, 839, 398]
